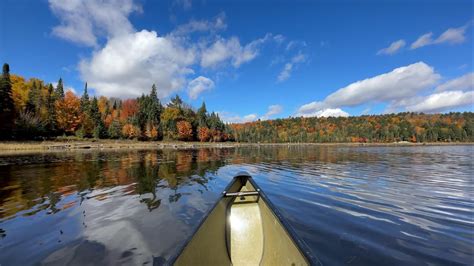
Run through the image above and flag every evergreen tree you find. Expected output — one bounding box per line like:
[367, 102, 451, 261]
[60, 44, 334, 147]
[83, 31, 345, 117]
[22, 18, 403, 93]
[0, 63, 15, 138]
[148, 84, 163, 125]
[168, 94, 183, 109]
[55, 78, 64, 99]
[89, 97, 101, 124]
[46, 83, 56, 133]
[80, 82, 90, 113]
[197, 102, 208, 128]
[26, 81, 41, 114]
[90, 97, 106, 138]
[108, 120, 122, 139]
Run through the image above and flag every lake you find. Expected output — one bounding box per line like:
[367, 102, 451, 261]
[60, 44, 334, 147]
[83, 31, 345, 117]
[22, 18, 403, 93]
[0, 145, 473, 265]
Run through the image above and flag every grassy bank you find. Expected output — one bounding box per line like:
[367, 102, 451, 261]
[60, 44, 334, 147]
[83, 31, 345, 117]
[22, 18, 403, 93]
[0, 139, 472, 154]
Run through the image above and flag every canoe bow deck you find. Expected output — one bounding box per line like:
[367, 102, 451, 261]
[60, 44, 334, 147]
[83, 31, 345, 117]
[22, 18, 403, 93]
[171, 172, 320, 266]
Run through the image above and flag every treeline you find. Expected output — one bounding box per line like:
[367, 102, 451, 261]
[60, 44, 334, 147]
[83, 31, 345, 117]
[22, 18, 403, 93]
[0, 63, 232, 141]
[231, 112, 474, 143]
[2, 63, 473, 143]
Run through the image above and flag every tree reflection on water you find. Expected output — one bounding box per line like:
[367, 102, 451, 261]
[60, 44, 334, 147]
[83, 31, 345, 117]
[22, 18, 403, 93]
[0, 148, 234, 220]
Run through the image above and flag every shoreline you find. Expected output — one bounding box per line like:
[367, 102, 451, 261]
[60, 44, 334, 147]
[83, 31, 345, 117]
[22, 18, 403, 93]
[0, 140, 472, 155]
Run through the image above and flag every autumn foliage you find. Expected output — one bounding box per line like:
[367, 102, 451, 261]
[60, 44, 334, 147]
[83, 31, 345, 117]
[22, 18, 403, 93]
[1, 65, 232, 141]
[55, 91, 82, 133]
[231, 112, 474, 143]
[177, 121, 193, 141]
[198, 127, 210, 142]
[2, 64, 473, 143]
[122, 124, 141, 139]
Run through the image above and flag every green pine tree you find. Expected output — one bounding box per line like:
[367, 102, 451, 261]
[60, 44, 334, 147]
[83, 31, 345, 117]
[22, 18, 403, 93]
[90, 97, 106, 139]
[149, 84, 163, 125]
[0, 63, 15, 138]
[46, 83, 57, 134]
[80, 82, 90, 113]
[108, 120, 122, 139]
[26, 80, 41, 114]
[197, 102, 208, 128]
[55, 78, 65, 99]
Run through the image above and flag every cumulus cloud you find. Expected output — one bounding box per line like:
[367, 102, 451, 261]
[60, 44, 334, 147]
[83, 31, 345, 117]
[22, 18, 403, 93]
[296, 62, 442, 117]
[405, 91, 474, 113]
[377, 39, 406, 55]
[48, 0, 141, 47]
[410, 24, 469, 50]
[436, 72, 474, 92]
[187, 76, 215, 99]
[49, 1, 297, 99]
[219, 112, 258, 123]
[277, 53, 307, 82]
[324, 62, 440, 107]
[261, 105, 283, 120]
[220, 104, 283, 123]
[297, 108, 349, 118]
[79, 30, 196, 98]
[200, 34, 273, 68]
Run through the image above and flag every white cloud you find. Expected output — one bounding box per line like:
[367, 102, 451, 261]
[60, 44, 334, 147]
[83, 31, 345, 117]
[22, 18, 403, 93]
[410, 24, 469, 50]
[436, 72, 474, 92]
[277, 53, 307, 82]
[200, 34, 272, 68]
[324, 62, 440, 107]
[79, 30, 196, 98]
[434, 26, 468, 44]
[219, 112, 258, 123]
[410, 32, 433, 49]
[296, 62, 442, 117]
[261, 105, 283, 120]
[297, 108, 349, 118]
[377, 39, 406, 55]
[187, 76, 215, 100]
[172, 13, 227, 35]
[220, 104, 283, 123]
[48, 0, 141, 47]
[406, 91, 474, 113]
[49, 1, 299, 100]
[277, 63, 293, 82]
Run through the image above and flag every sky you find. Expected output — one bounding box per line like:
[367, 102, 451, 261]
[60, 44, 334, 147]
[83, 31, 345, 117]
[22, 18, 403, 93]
[1, 0, 473, 122]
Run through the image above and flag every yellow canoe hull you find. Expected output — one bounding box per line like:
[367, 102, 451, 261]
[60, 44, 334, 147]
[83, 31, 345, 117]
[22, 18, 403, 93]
[172, 172, 319, 266]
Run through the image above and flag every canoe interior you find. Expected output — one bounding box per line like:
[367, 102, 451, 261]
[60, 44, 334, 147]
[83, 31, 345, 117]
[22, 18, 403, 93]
[173, 174, 310, 266]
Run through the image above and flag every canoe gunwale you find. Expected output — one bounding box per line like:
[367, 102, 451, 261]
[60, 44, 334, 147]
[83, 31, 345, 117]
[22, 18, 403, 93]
[168, 173, 245, 265]
[245, 176, 322, 266]
[168, 171, 322, 266]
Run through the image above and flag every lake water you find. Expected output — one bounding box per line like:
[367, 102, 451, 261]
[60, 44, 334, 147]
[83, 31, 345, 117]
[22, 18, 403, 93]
[0, 145, 473, 265]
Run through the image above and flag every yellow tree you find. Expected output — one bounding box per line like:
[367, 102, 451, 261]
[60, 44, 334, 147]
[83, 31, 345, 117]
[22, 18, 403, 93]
[55, 91, 82, 134]
[10, 74, 29, 112]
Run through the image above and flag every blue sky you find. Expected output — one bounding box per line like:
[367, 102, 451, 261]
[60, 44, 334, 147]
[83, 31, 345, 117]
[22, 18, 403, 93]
[1, 0, 473, 122]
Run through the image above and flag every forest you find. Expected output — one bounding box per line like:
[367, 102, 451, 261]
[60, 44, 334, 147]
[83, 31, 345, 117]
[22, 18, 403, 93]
[0, 63, 473, 143]
[231, 112, 474, 143]
[0, 63, 232, 141]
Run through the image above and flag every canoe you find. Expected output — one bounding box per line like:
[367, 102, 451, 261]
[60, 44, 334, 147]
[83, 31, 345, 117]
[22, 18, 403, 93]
[170, 171, 320, 266]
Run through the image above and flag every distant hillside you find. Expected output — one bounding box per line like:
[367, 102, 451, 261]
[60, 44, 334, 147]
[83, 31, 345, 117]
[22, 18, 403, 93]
[230, 112, 474, 143]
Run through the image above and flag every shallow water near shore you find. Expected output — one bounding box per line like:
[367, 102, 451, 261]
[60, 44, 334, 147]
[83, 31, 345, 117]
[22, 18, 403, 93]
[0, 145, 473, 265]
